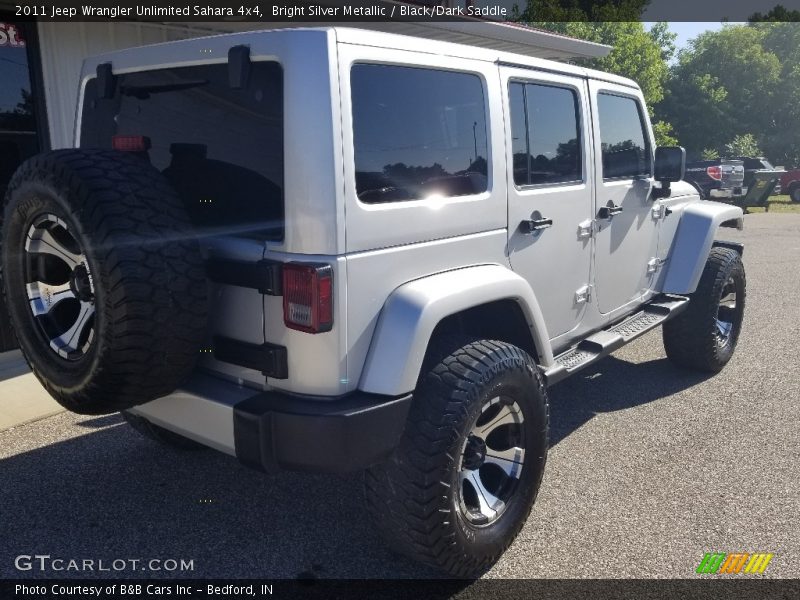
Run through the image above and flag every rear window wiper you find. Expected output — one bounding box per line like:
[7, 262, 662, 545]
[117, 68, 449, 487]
[120, 80, 209, 99]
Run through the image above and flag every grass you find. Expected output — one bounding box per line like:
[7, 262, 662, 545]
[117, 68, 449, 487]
[745, 194, 800, 214]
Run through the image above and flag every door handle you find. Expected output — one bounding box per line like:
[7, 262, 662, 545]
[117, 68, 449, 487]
[520, 217, 553, 234]
[598, 203, 623, 219]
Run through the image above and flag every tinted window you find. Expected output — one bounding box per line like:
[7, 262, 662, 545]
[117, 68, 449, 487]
[509, 82, 529, 185]
[0, 21, 39, 193]
[597, 93, 651, 179]
[351, 64, 488, 203]
[81, 62, 283, 240]
[509, 82, 581, 186]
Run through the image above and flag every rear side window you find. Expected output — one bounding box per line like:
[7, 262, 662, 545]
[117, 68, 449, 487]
[351, 64, 488, 203]
[597, 93, 651, 179]
[80, 62, 283, 240]
[509, 81, 582, 186]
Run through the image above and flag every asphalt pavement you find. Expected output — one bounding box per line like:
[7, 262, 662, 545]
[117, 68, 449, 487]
[1, 212, 798, 579]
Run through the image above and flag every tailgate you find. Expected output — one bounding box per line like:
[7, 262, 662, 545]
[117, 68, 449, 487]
[77, 59, 286, 390]
[201, 237, 269, 388]
[720, 160, 744, 189]
[738, 170, 783, 207]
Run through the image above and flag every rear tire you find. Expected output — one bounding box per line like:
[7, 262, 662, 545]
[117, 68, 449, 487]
[789, 185, 800, 203]
[365, 339, 548, 577]
[1, 150, 208, 414]
[663, 247, 745, 372]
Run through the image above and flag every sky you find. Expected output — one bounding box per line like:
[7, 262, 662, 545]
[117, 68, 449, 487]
[644, 22, 731, 63]
[660, 22, 727, 54]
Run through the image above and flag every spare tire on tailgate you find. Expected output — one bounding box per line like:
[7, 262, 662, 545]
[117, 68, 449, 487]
[0, 149, 208, 414]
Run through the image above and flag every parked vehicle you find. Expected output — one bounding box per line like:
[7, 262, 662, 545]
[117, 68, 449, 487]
[684, 158, 745, 199]
[0, 28, 747, 577]
[731, 156, 782, 197]
[685, 156, 782, 207]
[779, 167, 800, 202]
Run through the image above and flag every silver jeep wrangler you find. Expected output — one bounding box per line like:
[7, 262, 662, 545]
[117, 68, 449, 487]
[0, 27, 746, 576]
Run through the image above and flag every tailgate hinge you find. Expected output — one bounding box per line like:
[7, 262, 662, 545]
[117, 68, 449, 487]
[206, 258, 283, 296]
[213, 336, 288, 379]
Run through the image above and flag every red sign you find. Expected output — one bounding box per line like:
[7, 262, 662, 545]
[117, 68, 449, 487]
[0, 23, 26, 48]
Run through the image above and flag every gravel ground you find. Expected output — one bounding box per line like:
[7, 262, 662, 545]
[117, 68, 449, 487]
[0, 212, 797, 580]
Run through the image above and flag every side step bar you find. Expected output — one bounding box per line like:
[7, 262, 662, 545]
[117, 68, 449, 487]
[544, 295, 690, 386]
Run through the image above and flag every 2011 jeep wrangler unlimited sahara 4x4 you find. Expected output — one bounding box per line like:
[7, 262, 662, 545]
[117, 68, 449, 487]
[0, 28, 746, 576]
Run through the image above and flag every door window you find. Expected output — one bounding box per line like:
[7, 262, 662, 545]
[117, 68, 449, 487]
[597, 93, 651, 180]
[509, 82, 582, 186]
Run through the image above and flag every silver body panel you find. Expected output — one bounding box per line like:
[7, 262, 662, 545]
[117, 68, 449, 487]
[360, 263, 553, 396]
[661, 201, 745, 294]
[76, 27, 741, 438]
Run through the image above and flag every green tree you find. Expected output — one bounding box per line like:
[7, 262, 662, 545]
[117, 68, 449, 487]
[657, 25, 782, 161]
[724, 133, 762, 157]
[526, 22, 673, 107]
[752, 22, 800, 165]
[652, 120, 678, 146]
[648, 21, 678, 64]
[523, 21, 677, 146]
[701, 148, 720, 160]
[512, 0, 648, 22]
[749, 5, 800, 21]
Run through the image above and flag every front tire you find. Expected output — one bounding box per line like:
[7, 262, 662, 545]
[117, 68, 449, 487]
[663, 247, 746, 372]
[365, 339, 548, 577]
[789, 185, 800, 203]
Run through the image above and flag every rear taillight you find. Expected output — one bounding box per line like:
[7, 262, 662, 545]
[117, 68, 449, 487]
[707, 165, 722, 181]
[282, 263, 333, 333]
[112, 135, 151, 152]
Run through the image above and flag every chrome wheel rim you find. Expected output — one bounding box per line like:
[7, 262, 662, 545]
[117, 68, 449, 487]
[24, 214, 96, 360]
[457, 396, 525, 526]
[715, 276, 737, 347]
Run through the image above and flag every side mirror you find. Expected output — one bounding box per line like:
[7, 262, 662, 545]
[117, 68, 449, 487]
[653, 146, 686, 198]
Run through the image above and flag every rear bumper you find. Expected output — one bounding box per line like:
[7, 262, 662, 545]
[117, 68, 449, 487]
[709, 187, 745, 198]
[233, 389, 412, 472]
[129, 372, 412, 473]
